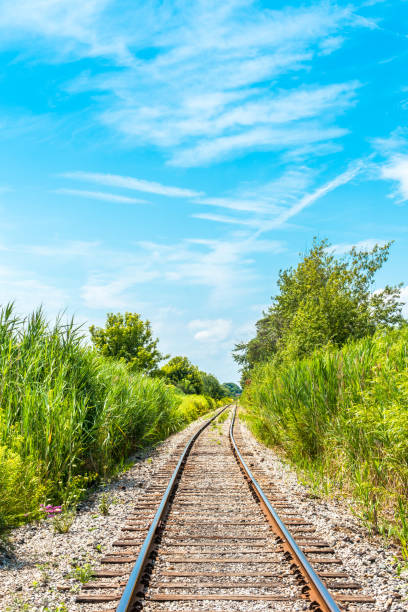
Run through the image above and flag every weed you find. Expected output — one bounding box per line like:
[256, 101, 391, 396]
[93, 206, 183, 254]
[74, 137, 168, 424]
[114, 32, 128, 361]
[69, 562, 93, 584]
[35, 563, 50, 585]
[216, 409, 230, 424]
[43, 604, 68, 612]
[5, 598, 31, 612]
[98, 493, 111, 516]
[53, 508, 75, 534]
[0, 513, 12, 554]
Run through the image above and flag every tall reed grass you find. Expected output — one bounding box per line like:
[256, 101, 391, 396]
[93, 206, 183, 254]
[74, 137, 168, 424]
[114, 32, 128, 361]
[0, 305, 216, 530]
[241, 326, 408, 556]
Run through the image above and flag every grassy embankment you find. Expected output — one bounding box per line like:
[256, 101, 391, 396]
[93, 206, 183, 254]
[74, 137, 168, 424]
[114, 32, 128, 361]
[0, 305, 224, 533]
[241, 327, 408, 557]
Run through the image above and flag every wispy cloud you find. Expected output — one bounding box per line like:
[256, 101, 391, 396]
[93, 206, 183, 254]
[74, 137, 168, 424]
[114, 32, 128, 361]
[23, 240, 100, 258]
[0, 0, 132, 64]
[0, 263, 68, 316]
[381, 155, 408, 202]
[0, 1, 368, 166]
[330, 238, 388, 255]
[0, 186, 13, 194]
[188, 318, 232, 343]
[170, 124, 349, 167]
[192, 213, 261, 227]
[372, 129, 408, 202]
[55, 188, 147, 204]
[195, 166, 316, 221]
[81, 270, 156, 310]
[257, 161, 363, 234]
[192, 163, 363, 231]
[194, 197, 276, 214]
[61, 171, 201, 198]
[400, 286, 408, 319]
[240, 167, 316, 205]
[79, 236, 285, 310]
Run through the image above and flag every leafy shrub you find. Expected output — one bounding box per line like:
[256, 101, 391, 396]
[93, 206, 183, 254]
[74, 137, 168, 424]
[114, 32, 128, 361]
[176, 394, 215, 422]
[0, 444, 46, 528]
[0, 304, 219, 529]
[242, 327, 408, 555]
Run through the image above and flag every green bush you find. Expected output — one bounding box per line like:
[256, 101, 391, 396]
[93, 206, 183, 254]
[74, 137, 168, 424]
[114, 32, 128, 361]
[0, 304, 217, 530]
[176, 394, 215, 422]
[0, 444, 46, 527]
[242, 326, 408, 556]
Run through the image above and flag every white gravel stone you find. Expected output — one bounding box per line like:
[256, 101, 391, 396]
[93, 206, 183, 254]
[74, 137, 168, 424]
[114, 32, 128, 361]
[2, 407, 408, 612]
[0, 416, 208, 611]
[238, 418, 408, 611]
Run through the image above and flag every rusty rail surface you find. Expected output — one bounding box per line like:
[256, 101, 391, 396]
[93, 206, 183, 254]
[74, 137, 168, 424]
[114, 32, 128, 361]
[115, 405, 229, 612]
[229, 406, 341, 612]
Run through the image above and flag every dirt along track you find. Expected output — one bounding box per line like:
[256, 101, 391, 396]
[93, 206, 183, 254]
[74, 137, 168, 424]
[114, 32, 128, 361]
[74, 405, 377, 612]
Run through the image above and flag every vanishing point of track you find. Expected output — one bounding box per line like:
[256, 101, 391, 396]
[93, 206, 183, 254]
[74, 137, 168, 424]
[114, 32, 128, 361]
[75, 406, 376, 612]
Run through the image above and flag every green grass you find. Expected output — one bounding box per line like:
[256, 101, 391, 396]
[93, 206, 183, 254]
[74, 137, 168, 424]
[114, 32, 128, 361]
[215, 406, 230, 423]
[241, 326, 408, 557]
[0, 304, 218, 532]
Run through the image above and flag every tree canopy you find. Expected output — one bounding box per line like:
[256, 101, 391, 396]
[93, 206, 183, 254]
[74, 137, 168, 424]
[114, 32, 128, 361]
[234, 238, 405, 380]
[200, 372, 226, 400]
[222, 382, 242, 397]
[90, 312, 167, 375]
[160, 356, 203, 395]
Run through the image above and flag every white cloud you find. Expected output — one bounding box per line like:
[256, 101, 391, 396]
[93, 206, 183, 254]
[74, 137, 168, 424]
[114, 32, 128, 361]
[241, 167, 316, 205]
[188, 318, 232, 342]
[81, 266, 159, 310]
[22, 240, 100, 258]
[0, 0, 132, 64]
[0, 264, 68, 316]
[330, 238, 388, 255]
[372, 129, 408, 156]
[257, 161, 363, 234]
[212, 82, 358, 131]
[55, 188, 147, 204]
[319, 35, 345, 55]
[79, 236, 284, 309]
[61, 171, 201, 198]
[192, 167, 316, 220]
[381, 155, 408, 202]
[400, 286, 408, 319]
[192, 213, 262, 228]
[194, 162, 363, 233]
[170, 124, 349, 167]
[194, 197, 277, 214]
[0, 1, 368, 165]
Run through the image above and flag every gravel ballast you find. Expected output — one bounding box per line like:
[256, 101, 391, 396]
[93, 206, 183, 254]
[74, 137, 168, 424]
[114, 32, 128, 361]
[1, 407, 408, 611]
[0, 416, 208, 611]
[238, 418, 408, 611]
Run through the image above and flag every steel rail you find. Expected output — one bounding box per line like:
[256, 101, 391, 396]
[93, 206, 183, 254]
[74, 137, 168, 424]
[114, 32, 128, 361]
[116, 405, 229, 612]
[229, 405, 341, 612]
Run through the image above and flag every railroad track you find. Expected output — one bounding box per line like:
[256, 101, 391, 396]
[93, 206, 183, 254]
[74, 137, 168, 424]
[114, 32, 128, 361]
[76, 406, 376, 612]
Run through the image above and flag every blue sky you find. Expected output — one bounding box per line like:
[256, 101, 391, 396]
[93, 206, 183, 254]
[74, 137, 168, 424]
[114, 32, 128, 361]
[0, 0, 407, 382]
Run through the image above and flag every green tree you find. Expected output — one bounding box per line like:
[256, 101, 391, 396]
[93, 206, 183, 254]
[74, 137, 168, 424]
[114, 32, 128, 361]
[161, 356, 203, 394]
[90, 312, 167, 375]
[234, 238, 404, 375]
[222, 382, 242, 397]
[199, 372, 225, 399]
